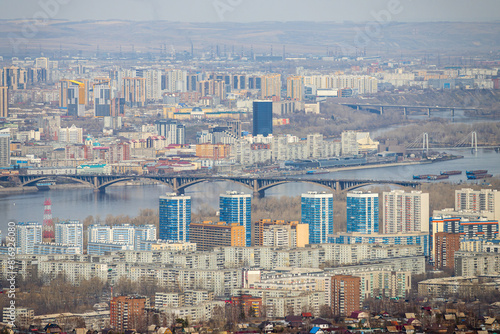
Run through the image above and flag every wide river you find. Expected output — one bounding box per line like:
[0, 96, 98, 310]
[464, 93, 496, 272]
[0, 146, 498, 232]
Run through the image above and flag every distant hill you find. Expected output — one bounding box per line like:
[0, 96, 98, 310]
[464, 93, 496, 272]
[1, 20, 499, 56]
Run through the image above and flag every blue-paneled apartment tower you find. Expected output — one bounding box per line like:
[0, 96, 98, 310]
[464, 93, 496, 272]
[346, 191, 379, 234]
[159, 193, 191, 242]
[219, 191, 252, 246]
[301, 191, 334, 244]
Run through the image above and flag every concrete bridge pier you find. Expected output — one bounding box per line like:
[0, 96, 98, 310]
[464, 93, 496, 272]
[451, 108, 455, 117]
[403, 107, 408, 117]
[379, 106, 384, 115]
[427, 108, 431, 117]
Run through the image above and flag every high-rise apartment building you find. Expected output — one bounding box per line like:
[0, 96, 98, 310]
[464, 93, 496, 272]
[341, 131, 359, 156]
[434, 232, 460, 270]
[58, 124, 83, 144]
[301, 192, 334, 244]
[94, 82, 111, 117]
[55, 220, 84, 253]
[253, 219, 309, 247]
[286, 76, 304, 101]
[383, 190, 429, 234]
[0, 86, 8, 118]
[455, 188, 500, 220]
[110, 296, 148, 331]
[62, 80, 86, 117]
[110, 97, 126, 117]
[331, 275, 361, 317]
[252, 101, 273, 137]
[166, 69, 187, 93]
[155, 119, 185, 145]
[16, 222, 43, 254]
[219, 191, 252, 247]
[347, 191, 379, 234]
[59, 80, 69, 109]
[0, 133, 10, 167]
[1, 66, 27, 90]
[159, 193, 191, 242]
[189, 221, 245, 251]
[260, 74, 281, 99]
[122, 77, 146, 107]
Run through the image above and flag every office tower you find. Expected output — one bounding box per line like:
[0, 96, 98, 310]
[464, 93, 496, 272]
[55, 220, 84, 253]
[252, 101, 273, 137]
[64, 80, 86, 117]
[159, 193, 191, 242]
[301, 192, 333, 244]
[286, 76, 304, 100]
[94, 82, 111, 117]
[331, 275, 361, 317]
[0, 86, 8, 118]
[455, 188, 500, 220]
[111, 97, 125, 117]
[347, 191, 379, 234]
[341, 131, 359, 156]
[189, 221, 245, 251]
[122, 77, 146, 107]
[253, 219, 309, 247]
[434, 232, 460, 270]
[260, 73, 281, 99]
[16, 222, 43, 254]
[383, 190, 429, 234]
[110, 296, 148, 331]
[155, 119, 185, 145]
[0, 133, 10, 167]
[219, 191, 252, 246]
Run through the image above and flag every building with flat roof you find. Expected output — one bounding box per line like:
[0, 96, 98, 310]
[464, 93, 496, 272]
[252, 101, 273, 137]
[110, 296, 148, 331]
[301, 192, 333, 244]
[159, 193, 191, 242]
[0, 133, 10, 167]
[434, 232, 460, 270]
[455, 188, 500, 220]
[0, 86, 8, 118]
[219, 191, 252, 247]
[347, 191, 379, 234]
[331, 275, 361, 317]
[383, 190, 429, 234]
[253, 219, 309, 247]
[189, 221, 245, 251]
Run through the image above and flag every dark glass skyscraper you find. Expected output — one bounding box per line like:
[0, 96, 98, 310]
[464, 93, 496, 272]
[252, 101, 273, 137]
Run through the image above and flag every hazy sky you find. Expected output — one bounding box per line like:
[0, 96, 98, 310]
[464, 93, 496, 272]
[1, 0, 500, 22]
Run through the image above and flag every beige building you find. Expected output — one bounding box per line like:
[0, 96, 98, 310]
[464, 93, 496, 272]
[455, 188, 500, 220]
[0, 86, 8, 118]
[254, 219, 309, 247]
[383, 190, 429, 234]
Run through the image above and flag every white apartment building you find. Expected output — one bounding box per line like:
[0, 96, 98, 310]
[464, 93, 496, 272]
[383, 190, 430, 234]
[455, 188, 500, 220]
